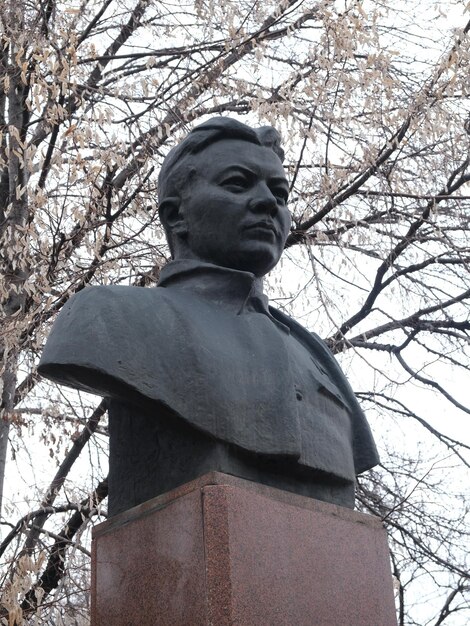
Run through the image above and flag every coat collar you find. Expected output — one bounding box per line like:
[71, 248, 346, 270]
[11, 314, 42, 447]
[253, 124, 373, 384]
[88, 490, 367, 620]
[158, 259, 288, 330]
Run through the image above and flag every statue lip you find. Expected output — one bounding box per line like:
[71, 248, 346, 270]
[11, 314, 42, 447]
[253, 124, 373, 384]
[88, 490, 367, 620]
[243, 221, 278, 235]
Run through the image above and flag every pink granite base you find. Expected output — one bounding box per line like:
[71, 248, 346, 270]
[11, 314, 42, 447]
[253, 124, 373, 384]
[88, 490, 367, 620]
[91, 472, 397, 626]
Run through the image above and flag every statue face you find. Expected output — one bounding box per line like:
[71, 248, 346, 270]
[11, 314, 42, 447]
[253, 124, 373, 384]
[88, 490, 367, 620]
[178, 138, 291, 276]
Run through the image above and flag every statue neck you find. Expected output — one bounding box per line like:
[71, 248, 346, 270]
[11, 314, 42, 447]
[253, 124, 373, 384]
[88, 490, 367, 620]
[157, 258, 269, 315]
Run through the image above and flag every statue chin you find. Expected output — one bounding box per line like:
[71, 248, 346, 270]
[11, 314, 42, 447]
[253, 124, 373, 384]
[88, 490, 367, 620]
[237, 249, 282, 277]
[188, 248, 282, 278]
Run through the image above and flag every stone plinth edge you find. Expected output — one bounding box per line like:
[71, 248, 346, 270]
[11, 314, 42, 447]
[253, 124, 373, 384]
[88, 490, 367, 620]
[91, 472, 397, 626]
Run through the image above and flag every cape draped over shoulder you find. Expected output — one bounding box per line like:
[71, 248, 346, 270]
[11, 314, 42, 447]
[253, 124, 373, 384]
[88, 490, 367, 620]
[39, 261, 379, 482]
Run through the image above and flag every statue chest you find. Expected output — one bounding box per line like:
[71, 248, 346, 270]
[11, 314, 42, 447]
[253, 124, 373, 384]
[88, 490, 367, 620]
[130, 291, 355, 480]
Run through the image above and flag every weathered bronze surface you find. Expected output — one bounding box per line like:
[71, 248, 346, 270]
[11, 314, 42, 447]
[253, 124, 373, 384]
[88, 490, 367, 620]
[39, 118, 379, 515]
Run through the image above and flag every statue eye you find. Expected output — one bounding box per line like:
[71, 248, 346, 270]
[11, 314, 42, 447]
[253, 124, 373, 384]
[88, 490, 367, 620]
[220, 176, 249, 191]
[272, 187, 289, 203]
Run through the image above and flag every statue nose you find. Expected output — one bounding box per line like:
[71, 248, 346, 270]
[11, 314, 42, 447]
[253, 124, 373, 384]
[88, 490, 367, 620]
[249, 187, 278, 216]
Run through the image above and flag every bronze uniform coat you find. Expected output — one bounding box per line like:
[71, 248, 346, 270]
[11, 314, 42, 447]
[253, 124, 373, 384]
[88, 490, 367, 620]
[38, 261, 379, 484]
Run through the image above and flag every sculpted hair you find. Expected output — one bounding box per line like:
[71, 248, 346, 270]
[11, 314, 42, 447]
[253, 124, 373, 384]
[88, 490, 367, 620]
[157, 117, 285, 203]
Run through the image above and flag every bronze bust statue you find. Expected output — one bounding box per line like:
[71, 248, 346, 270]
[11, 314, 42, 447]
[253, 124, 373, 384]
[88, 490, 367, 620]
[39, 118, 379, 515]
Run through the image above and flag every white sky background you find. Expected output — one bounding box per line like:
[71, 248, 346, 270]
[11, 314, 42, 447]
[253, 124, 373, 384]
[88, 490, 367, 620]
[2, 1, 470, 623]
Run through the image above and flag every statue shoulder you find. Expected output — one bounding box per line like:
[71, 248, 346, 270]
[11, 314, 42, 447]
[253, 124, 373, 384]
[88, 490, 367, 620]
[38, 284, 168, 390]
[269, 305, 354, 399]
[269, 306, 332, 353]
[69, 283, 150, 303]
[65, 284, 164, 317]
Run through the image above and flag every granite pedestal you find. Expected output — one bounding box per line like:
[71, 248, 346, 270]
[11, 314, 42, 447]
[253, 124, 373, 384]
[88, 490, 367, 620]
[91, 472, 397, 626]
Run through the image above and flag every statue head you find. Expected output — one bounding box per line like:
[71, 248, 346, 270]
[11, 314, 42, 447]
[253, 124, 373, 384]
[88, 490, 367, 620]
[158, 117, 291, 277]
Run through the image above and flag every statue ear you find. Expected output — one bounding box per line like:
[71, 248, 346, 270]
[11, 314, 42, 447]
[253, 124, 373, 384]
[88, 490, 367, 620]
[159, 196, 188, 239]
